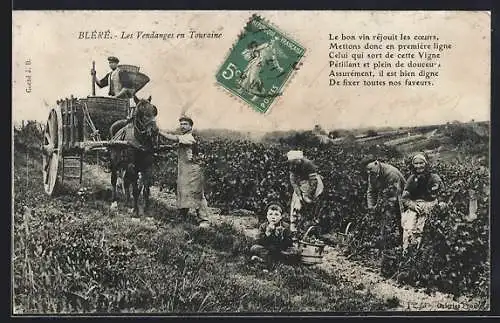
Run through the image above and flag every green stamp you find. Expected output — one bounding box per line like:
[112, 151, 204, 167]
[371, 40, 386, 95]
[216, 14, 306, 113]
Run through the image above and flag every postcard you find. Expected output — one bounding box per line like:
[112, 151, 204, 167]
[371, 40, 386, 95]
[12, 10, 490, 314]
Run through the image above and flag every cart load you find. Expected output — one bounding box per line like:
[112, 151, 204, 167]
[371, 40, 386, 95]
[80, 96, 129, 140]
[81, 64, 151, 140]
[41, 62, 152, 195]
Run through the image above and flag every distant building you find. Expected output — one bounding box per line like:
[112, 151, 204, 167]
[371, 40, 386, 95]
[313, 124, 325, 135]
[328, 130, 340, 139]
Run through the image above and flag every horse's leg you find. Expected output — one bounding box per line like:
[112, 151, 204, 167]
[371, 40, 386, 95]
[111, 170, 117, 202]
[144, 183, 150, 212]
[142, 169, 151, 213]
[124, 171, 131, 207]
[125, 160, 140, 216]
[141, 153, 154, 213]
[110, 155, 118, 209]
[132, 174, 140, 216]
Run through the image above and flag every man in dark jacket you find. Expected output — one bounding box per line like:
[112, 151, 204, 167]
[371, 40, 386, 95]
[365, 159, 406, 251]
[92, 56, 134, 99]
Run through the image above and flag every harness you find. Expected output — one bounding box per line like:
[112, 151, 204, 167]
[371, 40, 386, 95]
[111, 100, 158, 151]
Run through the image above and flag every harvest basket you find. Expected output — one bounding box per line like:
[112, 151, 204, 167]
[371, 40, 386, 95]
[118, 65, 151, 93]
[81, 96, 129, 140]
[336, 222, 353, 245]
[128, 72, 150, 93]
[299, 226, 326, 265]
[118, 64, 140, 73]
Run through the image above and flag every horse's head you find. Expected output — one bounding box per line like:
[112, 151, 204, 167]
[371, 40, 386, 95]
[133, 95, 159, 137]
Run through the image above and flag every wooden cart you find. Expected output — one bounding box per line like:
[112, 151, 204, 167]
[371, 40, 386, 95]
[41, 63, 150, 195]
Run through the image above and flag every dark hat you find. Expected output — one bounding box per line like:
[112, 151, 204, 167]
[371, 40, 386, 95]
[179, 116, 194, 126]
[107, 56, 119, 63]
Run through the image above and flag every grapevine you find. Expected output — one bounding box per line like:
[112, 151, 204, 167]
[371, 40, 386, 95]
[154, 131, 489, 297]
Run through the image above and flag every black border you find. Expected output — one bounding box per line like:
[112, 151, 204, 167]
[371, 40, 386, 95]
[10, 0, 499, 319]
[9, 0, 497, 11]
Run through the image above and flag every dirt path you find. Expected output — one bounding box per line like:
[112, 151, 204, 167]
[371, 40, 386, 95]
[149, 186, 485, 312]
[83, 164, 485, 312]
[214, 217, 481, 311]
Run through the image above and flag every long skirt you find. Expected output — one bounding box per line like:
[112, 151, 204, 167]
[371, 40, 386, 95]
[177, 162, 208, 218]
[401, 200, 437, 251]
[289, 175, 324, 239]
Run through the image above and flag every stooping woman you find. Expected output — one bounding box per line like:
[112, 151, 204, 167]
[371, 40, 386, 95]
[400, 152, 444, 253]
[287, 150, 324, 243]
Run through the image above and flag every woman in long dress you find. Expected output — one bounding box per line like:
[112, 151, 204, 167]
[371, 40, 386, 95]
[287, 150, 324, 243]
[400, 152, 444, 252]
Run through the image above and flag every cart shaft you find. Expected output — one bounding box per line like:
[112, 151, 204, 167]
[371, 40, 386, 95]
[78, 140, 130, 150]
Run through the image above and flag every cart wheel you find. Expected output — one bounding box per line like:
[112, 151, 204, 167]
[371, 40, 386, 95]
[42, 107, 63, 195]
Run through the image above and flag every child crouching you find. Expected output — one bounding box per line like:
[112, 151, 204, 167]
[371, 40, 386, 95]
[250, 202, 300, 263]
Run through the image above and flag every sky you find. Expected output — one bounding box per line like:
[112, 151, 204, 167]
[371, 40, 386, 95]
[12, 11, 490, 132]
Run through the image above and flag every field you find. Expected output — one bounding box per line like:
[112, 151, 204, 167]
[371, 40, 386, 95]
[12, 121, 490, 313]
[157, 122, 490, 300]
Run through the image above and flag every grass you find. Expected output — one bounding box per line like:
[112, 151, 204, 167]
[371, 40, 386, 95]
[12, 133, 391, 313]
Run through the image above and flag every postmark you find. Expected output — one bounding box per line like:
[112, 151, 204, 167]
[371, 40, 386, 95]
[215, 14, 306, 113]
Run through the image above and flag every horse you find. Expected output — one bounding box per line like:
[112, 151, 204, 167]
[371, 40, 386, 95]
[108, 95, 159, 216]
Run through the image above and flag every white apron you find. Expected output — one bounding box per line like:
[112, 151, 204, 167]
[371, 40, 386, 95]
[401, 200, 437, 251]
[176, 133, 207, 213]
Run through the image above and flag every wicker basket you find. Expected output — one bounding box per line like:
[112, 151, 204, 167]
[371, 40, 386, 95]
[118, 64, 140, 73]
[117, 65, 150, 93]
[81, 96, 129, 140]
[128, 72, 150, 93]
[299, 226, 326, 265]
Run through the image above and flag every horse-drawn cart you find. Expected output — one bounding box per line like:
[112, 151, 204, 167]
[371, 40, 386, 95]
[41, 63, 150, 195]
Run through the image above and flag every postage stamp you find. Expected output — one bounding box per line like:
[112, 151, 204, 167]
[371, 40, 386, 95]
[215, 14, 306, 113]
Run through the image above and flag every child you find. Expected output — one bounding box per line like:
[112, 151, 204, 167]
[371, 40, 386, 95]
[250, 202, 300, 263]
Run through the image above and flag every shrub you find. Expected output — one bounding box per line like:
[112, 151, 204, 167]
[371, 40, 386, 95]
[153, 136, 489, 298]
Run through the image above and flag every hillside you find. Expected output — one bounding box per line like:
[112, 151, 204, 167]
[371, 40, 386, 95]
[12, 122, 489, 313]
[13, 127, 394, 313]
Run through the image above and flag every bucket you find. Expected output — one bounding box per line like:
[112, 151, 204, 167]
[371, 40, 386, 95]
[299, 226, 326, 265]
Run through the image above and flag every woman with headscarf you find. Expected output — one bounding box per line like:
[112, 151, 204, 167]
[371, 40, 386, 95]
[400, 152, 444, 252]
[287, 150, 324, 243]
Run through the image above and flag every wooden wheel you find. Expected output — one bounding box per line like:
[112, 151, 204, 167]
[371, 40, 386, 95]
[42, 107, 63, 195]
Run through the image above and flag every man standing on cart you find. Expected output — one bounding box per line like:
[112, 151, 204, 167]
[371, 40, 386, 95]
[92, 56, 134, 99]
[91, 56, 137, 123]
